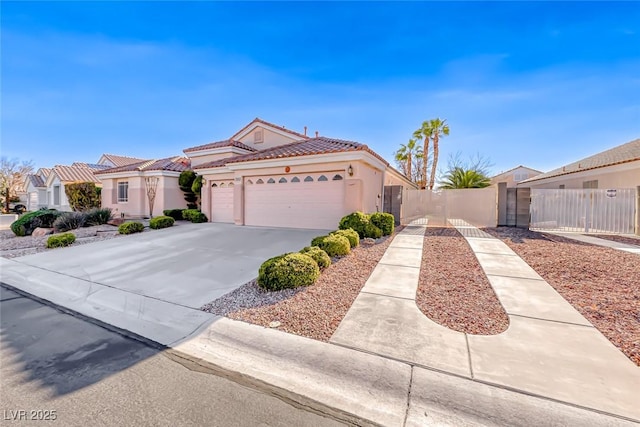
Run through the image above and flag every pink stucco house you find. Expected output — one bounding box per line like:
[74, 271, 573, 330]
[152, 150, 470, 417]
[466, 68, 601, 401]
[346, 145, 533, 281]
[96, 118, 415, 229]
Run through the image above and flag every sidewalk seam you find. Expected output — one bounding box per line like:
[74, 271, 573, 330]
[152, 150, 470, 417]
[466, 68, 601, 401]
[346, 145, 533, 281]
[465, 334, 474, 379]
[402, 366, 414, 427]
[360, 291, 415, 301]
[509, 313, 594, 328]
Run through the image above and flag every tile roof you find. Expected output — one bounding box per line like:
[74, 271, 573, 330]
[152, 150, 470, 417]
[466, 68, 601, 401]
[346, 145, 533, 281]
[101, 153, 147, 167]
[28, 174, 46, 188]
[491, 165, 543, 179]
[95, 156, 190, 175]
[72, 162, 112, 171]
[194, 136, 388, 169]
[522, 138, 640, 183]
[230, 117, 310, 140]
[51, 165, 101, 183]
[37, 168, 52, 179]
[183, 139, 257, 154]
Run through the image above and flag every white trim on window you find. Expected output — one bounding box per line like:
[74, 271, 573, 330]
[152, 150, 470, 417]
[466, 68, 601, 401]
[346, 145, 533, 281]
[118, 181, 129, 203]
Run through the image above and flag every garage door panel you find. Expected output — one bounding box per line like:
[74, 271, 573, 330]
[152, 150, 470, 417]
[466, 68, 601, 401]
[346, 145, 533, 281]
[245, 173, 345, 230]
[211, 182, 234, 223]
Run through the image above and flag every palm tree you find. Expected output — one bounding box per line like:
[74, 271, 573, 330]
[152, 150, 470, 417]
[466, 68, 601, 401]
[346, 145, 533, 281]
[412, 123, 431, 189]
[394, 138, 420, 181]
[427, 118, 449, 190]
[439, 167, 491, 189]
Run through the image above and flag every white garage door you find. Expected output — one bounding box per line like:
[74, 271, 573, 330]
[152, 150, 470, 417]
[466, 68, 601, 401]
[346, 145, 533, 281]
[245, 172, 345, 230]
[210, 181, 234, 223]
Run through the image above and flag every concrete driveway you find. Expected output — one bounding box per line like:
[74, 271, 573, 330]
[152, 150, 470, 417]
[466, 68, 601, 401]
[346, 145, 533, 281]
[13, 222, 327, 309]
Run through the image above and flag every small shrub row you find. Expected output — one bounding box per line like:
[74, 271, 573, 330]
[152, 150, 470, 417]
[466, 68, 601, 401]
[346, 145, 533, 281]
[182, 209, 207, 223]
[118, 221, 145, 235]
[163, 209, 185, 221]
[330, 228, 359, 248]
[150, 216, 175, 229]
[46, 232, 76, 249]
[300, 246, 332, 270]
[11, 209, 63, 236]
[310, 234, 351, 257]
[258, 253, 320, 291]
[338, 211, 393, 238]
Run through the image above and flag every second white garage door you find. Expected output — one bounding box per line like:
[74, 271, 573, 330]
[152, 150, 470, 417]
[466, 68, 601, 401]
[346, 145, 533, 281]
[244, 172, 345, 230]
[210, 181, 234, 223]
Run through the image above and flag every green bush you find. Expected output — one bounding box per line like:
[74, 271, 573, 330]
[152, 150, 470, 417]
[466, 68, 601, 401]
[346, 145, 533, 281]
[149, 215, 175, 229]
[53, 212, 87, 232]
[64, 182, 101, 211]
[10, 209, 63, 236]
[300, 246, 332, 270]
[338, 211, 371, 238]
[311, 235, 328, 247]
[118, 221, 145, 235]
[257, 253, 320, 291]
[370, 212, 394, 236]
[311, 234, 351, 257]
[85, 207, 113, 226]
[163, 209, 185, 221]
[46, 232, 76, 249]
[182, 209, 207, 223]
[330, 228, 360, 248]
[363, 222, 383, 239]
[179, 171, 198, 209]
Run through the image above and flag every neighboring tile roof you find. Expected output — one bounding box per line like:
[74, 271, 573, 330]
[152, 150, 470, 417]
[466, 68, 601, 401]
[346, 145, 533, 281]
[522, 138, 640, 183]
[28, 174, 46, 188]
[194, 137, 388, 169]
[51, 165, 101, 183]
[230, 117, 310, 140]
[491, 165, 543, 179]
[37, 168, 51, 179]
[100, 153, 147, 167]
[72, 162, 112, 171]
[95, 156, 190, 174]
[183, 139, 257, 154]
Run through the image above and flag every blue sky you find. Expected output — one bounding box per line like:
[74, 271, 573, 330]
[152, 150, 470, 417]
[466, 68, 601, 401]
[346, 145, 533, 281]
[2, 1, 639, 176]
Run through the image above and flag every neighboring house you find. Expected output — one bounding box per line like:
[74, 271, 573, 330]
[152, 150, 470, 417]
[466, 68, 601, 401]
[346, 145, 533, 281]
[95, 156, 190, 218]
[24, 168, 51, 211]
[520, 138, 640, 189]
[45, 165, 102, 211]
[97, 117, 416, 228]
[97, 154, 147, 168]
[491, 165, 542, 188]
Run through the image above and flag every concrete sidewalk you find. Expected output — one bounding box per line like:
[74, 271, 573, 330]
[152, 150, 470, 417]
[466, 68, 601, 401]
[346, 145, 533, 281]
[2, 223, 639, 426]
[331, 219, 640, 422]
[546, 231, 640, 254]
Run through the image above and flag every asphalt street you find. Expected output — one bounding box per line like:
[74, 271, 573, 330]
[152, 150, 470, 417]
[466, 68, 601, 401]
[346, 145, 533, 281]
[0, 285, 344, 427]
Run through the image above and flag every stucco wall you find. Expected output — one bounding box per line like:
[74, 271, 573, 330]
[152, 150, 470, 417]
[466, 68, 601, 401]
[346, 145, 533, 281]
[237, 127, 301, 151]
[47, 176, 72, 212]
[189, 152, 237, 168]
[492, 167, 542, 188]
[524, 163, 640, 189]
[356, 162, 383, 213]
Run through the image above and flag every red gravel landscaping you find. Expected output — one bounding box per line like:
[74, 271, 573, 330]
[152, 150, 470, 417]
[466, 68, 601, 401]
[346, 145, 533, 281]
[486, 227, 640, 366]
[416, 226, 509, 335]
[586, 234, 640, 247]
[203, 231, 398, 342]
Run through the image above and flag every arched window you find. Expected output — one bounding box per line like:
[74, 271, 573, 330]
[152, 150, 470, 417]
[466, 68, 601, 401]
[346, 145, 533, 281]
[246, 179, 253, 185]
[304, 176, 314, 182]
[256, 179, 264, 184]
[332, 174, 343, 181]
[220, 182, 226, 188]
[267, 178, 276, 184]
[291, 177, 300, 183]
[211, 183, 218, 187]
[279, 177, 287, 183]
[228, 182, 235, 187]
[318, 175, 328, 182]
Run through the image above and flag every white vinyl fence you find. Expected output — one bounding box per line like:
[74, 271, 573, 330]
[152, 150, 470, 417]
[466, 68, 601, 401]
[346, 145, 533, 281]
[401, 188, 497, 227]
[530, 188, 636, 234]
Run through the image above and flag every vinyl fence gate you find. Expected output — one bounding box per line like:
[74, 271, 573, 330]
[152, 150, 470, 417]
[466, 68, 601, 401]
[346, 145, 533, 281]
[530, 188, 637, 234]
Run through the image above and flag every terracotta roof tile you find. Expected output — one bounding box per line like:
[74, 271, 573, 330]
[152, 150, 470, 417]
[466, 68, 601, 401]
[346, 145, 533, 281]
[522, 138, 640, 183]
[230, 117, 309, 140]
[28, 174, 46, 187]
[194, 137, 388, 169]
[52, 165, 101, 183]
[183, 139, 257, 153]
[101, 153, 147, 167]
[37, 168, 51, 179]
[95, 156, 190, 174]
[72, 162, 112, 171]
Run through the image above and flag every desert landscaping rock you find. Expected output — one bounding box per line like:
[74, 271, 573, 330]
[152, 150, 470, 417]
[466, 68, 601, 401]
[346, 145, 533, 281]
[32, 227, 54, 237]
[486, 227, 640, 366]
[416, 226, 510, 335]
[202, 231, 398, 341]
[585, 234, 640, 247]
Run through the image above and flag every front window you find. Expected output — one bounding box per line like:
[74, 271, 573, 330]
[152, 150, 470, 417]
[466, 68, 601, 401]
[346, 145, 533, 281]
[53, 185, 60, 205]
[118, 181, 129, 202]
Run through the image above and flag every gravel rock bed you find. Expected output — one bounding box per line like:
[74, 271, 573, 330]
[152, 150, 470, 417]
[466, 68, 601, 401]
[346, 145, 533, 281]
[201, 231, 398, 342]
[416, 227, 509, 335]
[1, 225, 121, 259]
[485, 227, 640, 366]
[585, 234, 640, 247]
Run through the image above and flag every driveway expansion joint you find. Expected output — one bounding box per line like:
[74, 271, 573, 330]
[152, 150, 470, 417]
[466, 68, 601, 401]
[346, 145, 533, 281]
[360, 290, 415, 302]
[509, 313, 595, 328]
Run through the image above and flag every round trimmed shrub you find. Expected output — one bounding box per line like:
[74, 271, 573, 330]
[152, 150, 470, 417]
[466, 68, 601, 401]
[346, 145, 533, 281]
[338, 211, 371, 238]
[46, 232, 76, 249]
[311, 235, 328, 247]
[313, 234, 350, 257]
[363, 222, 383, 239]
[257, 253, 320, 291]
[10, 209, 63, 236]
[300, 246, 331, 270]
[118, 221, 145, 235]
[330, 228, 359, 248]
[163, 209, 185, 221]
[370, 212, 394, 236]
[149, 215, 175, 229]
[182, 209, 208, 223]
